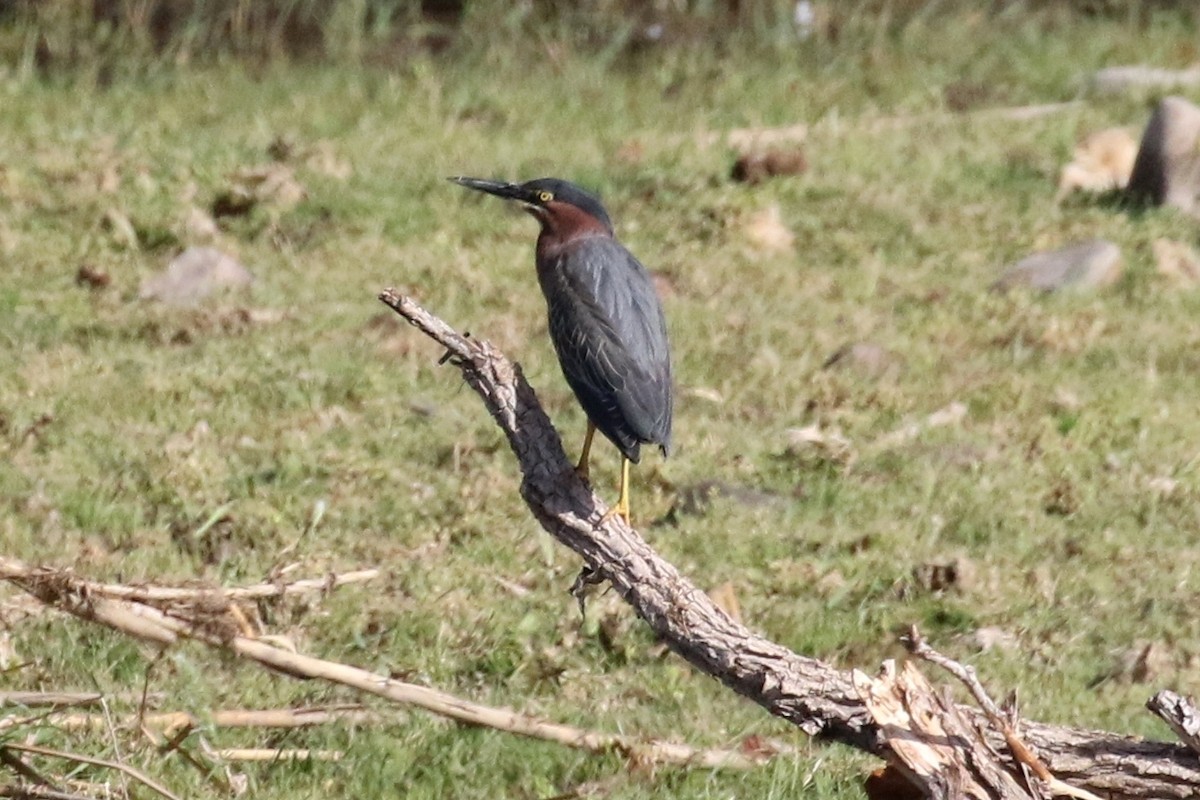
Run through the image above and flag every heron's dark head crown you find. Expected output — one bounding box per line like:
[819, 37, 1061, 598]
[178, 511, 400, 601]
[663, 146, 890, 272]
[450, 176, 614, 235]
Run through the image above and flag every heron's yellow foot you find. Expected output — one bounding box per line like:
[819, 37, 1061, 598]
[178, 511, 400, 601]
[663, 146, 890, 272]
[597, 504, 629, 526]
[596, 457, 631, 526]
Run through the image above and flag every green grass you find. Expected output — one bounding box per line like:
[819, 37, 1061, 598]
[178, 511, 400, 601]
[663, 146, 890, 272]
[3, 9, 1200, 798]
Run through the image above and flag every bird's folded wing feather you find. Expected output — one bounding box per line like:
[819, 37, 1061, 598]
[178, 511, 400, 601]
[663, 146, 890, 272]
[555, 239, 672, 448]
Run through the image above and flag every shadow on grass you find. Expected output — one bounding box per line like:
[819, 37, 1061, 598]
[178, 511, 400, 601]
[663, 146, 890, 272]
[1060, 187, 1159, 220]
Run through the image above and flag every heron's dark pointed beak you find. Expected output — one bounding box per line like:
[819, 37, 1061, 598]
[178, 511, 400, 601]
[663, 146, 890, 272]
[449, 176, 532, 203]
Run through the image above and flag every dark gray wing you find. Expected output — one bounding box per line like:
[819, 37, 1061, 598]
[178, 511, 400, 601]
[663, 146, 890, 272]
[542, 237, 672, 462]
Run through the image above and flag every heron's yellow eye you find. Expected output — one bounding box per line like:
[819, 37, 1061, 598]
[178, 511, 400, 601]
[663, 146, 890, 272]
[537, 190, 553, 203]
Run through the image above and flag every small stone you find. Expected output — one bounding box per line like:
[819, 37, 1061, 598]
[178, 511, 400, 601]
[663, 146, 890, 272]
[140, 247, 253, 307]
[1056, 127, 1138, 198]
[1153, 238, 1200, 287]
[992, 239, 1122, 293]
[1127, 96, 1200, 217]
[1091, 66, 1200, 95]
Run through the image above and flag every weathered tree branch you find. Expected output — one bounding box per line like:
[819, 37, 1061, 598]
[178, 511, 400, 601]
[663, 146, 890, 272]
[378, 289, 1200, 800]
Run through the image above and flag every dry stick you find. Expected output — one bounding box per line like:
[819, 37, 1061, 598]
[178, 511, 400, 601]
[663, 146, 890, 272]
[0, 694, 102, 709]
[96, 698, 130, 800]
[79, 569, 380, 604]
[172, 622, 761, 770]
[903, 627, 1104, 800]
[0, 787, 96, 800]
[212, 749, 342, 763]
[1146, 691, 1200, 756]
[47, 705, 383, 736]
[9, 703, 384, 791]
[175, 705, 380, 730]
[377, 289, 1200, 800]
[0, 557, 759, 772]
[2, 744, 181, 800]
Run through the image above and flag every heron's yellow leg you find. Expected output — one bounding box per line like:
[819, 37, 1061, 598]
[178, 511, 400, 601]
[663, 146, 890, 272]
[576, 422, 596, 481]
[599, 457, 631, 526]
[615, 457, 631, 523]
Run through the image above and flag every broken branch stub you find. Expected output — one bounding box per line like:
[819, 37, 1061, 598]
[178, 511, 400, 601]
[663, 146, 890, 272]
[853, 661, 1032, 799]
[1147, 691, 1200, 756]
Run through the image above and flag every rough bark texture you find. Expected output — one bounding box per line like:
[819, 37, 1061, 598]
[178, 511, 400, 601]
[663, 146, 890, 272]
[379, 290, 1200, 799]
[1147, 691, 1200, 756]
[854, 661, 1032, 799]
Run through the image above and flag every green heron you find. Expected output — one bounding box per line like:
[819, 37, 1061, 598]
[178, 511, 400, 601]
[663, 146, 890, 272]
[451, 176, 673, 524]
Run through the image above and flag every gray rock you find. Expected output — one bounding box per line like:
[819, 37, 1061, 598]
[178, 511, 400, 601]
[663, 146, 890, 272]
[1092, 66, 1200, 95]
[1127, 96, 1200, 216]
[140, 247, 253, 306]
[992, 239, 1122, 293]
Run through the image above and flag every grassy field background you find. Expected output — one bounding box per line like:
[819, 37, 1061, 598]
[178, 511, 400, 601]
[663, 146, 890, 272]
[3, 4, 1200, 798]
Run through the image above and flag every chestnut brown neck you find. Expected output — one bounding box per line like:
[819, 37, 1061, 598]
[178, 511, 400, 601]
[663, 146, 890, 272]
[534, 200, 613, 258]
